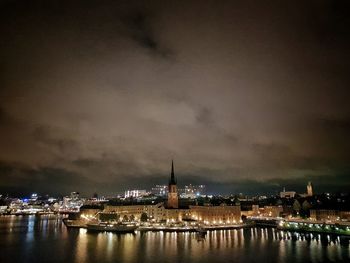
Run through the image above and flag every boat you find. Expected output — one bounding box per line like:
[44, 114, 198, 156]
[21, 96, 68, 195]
[86, 222, 138, 233]
[63, 218, 88, 228]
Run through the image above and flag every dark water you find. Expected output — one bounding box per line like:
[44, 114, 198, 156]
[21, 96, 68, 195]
[1, 216, 349, 263]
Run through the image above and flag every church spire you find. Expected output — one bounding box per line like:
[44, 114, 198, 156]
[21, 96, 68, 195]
[167, 160, 178, 208]
[170, 160, 176, 185]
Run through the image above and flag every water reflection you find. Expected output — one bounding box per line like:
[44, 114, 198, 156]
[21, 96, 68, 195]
[0, 216, 349, 263]
[75, 228, 87, 263]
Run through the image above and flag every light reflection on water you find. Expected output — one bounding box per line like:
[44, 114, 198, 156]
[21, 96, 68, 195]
[0, 216, 349, 263]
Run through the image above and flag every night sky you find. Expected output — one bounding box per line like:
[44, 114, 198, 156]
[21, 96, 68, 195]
[1, 0, 349, 196]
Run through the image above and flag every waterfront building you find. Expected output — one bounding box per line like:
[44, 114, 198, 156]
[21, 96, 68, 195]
[310, 209, 338, 221]
[189, 203, 241, 224]
[164, 208, 191, 222]
[241, 204, 282, 218]
[0, 205, 8, 214]
[310, 209, 350, 222]
[101, 202, 242, 224]
[339, 211, 350, 221]
[260, 205, 283, 217]
[8, 198, 44, 215]
[252, 204, 259, 215]
[102, 203, 164, 222]
[9, 199, 23, 211]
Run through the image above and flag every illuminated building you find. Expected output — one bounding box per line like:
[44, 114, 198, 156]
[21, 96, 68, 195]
[241, 205, 282, 218]
[70, 192, 80, 200]
[189, 204, 241, 224]
[30, 193, 38, 201]
[259, 205, 283, 217]
[124, 190, 147, 198]
[61, 192, 84, 212]
[181, 184, 206, 198]
[307, 182, 313, 196]
[339, 211, 350, 221]
[0, 205, 7, 214]
[310, 209, 350, 222]
[93, 161, 242, 225]
[280, 187, 296, 198]
[102, 203, 164, 222]
[310, 209, 338, 221]
[151, 185, 168, 196]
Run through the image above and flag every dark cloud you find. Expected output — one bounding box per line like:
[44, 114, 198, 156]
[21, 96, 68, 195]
[0, 162, 94, 196]
[0, 107, 13, 127]
[0, 0, 350, 196]
[195, 107, 214, 126]
[124, 12, 158, 50]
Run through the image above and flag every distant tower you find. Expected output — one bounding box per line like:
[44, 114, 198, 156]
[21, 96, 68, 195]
[307, 182, 313, 196]
[167, 160, 178, 208]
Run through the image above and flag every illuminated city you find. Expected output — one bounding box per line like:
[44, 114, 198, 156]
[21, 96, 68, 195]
[1, 161, 350, 235]
[1, 0, 350, 263]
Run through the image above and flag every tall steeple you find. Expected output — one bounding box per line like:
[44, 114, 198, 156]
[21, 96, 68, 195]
[170, 160, 176, 185]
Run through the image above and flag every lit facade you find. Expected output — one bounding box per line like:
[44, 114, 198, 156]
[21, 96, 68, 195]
[189, 204, 241, 224]
[310, 209, 350, 222]
[307, 182, 313, 196]
[151, 185, 168, 196]
[280, 188, 296, 198]
[181, 184, 206, 198]
[124, 190, 147, 198]
[103, 203, 164, 221]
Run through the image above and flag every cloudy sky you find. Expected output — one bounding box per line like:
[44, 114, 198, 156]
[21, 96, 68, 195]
[1, 0, 349, 196]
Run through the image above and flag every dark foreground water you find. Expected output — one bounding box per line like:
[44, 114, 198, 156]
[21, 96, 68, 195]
[1, 216, 349, 263]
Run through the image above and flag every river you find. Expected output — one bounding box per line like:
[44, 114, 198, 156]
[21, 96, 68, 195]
[0, 215, 349, 263]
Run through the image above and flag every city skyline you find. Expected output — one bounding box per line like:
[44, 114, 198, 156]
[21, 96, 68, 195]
[1, 2, 350, 263]
[0, 160, 328, 198]
[1, 0, 350, 196]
